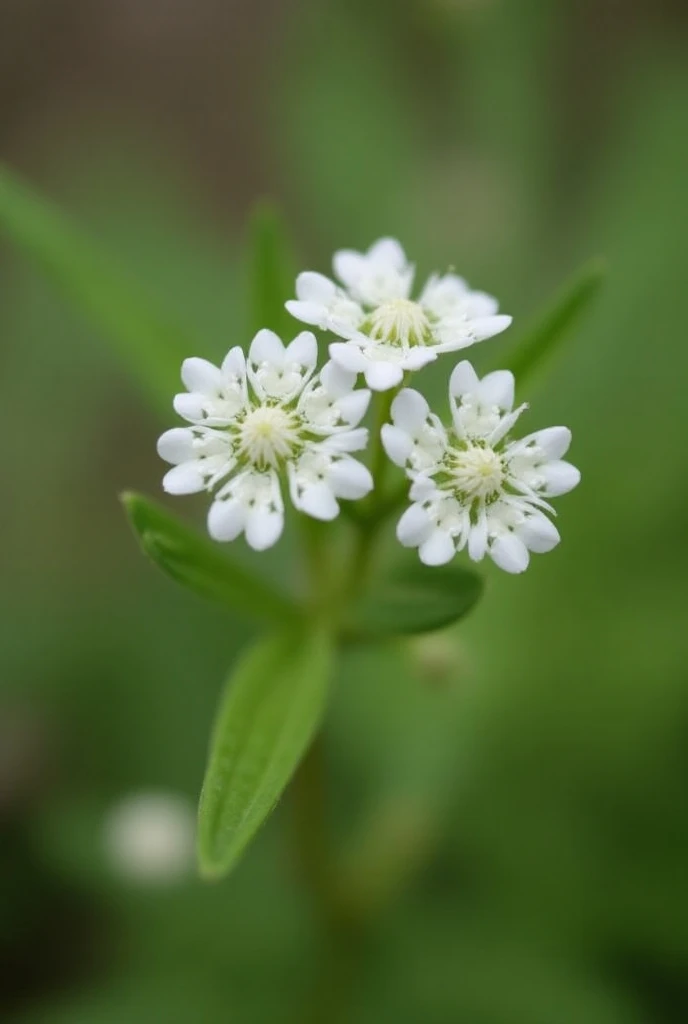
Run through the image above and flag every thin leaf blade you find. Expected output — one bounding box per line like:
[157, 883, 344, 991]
[500, 257, 607, 389]
[198, 629, 332, 879]
[349, 561, 484, 639]
[0, 164, 194, 412]
[122, 492, 299, 626]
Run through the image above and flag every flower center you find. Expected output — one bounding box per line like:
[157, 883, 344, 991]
[449, 444, 504, 501]
[238, 405, 301, 469]
[366, 299, 430, 347]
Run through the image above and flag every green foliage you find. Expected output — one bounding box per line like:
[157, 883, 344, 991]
[498, 257, 607, 391]
[246, 202, 297, 339]
[349, 561, 484, 638]
[0, 164, 194, 413]
[122, 492, 299, 626]
[198, 629, 332, 879]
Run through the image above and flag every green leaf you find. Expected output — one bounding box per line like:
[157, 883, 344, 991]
[349, 561, 484, 639]
[121, 492, 299, 626]
[0, 164, 194, 412]
[246, 202, 297, 339]
[198, 629, 332, 879]
[499, 257, 607, 389]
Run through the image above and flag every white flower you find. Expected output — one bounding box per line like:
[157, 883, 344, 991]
[103, 792, 196, 884]
[382, 360, 580, 573]
[286, 237, 512, 392]
[157, 330, 373, 551]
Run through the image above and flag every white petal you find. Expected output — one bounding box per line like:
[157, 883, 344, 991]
[419, 273, 468, 315]
[207, 499, 246, 542]
[285, 300, 326, 327]
[181, 357, 222, 395]
[336, 389, 371, 427]
[333, 250, 367, 290]
[477, 370, 514, 411]
[364, 360, 404, 392]
[327, 458, 373, 500]
[540, 460, 581, 496]
[328, 302, 365, 337]
[173, 393, 207, 422]
[335, 239, 412, 304]
[521, 426, 572, 459]
[401, 347, 437, 371]
[518, 513, 560, 553]
[157, 427, 195, 465]
[490, 533, 530, 573]
[367, 237, 407, 271]
[329, 342, 367, 374]
[221, 346, 246, 379]
[488, 403, 529, 445]
[409, 474, 438, 502]
[419, 529, 456, 566]
[397, 504, 433, 547]
[391, 388, 429, 431]
[295, 271, 337, 304]
[381, 424, 413, 467]
[323, 428, 369, 453]
[470, 315, 512, 342]
[462, 291, 499, 317]
[319, 360, 356, 396]
[467, 514, 489, 561]
[431, 332, 477, 355]
[249, 328, 286, 366]
[285, 331, 318, 370]
[162, 462, 206, 495]
[449, 360, 480, 398]
[245, 507, 284, 551]
[296, 482, 339, 521]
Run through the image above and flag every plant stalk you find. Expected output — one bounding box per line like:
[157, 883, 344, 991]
[291, 385, 402, 1022]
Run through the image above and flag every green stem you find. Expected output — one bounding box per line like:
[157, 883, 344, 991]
[291, 386, 405, 1022]
[300, 516, 334, 617]
[369, 388, 395, 496]
[292, 519, 364, 1022]
[291, 734, 362, 1024]
[344, 388, 398, 600]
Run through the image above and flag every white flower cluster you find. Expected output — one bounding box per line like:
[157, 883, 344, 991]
[158, 330, 372, 550]
[287, 238, 511, 391]
[158, 238, 579, 571]
[382, 362, 580, 573]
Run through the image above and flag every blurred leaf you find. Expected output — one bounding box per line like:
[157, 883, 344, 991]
[0, 164, 195, 412]
[499, 257, 607, 389]
[247, 202, 296, 339]
[349, 561, 484, 638]
[198, 629, 332, 879]
[122, 492, 299, 626]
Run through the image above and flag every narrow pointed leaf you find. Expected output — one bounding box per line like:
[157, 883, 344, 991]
[198, 629, 332, 879]
[0, 164, 194, 412]
[246, 202, 297, 338]
[349, 561, 484, 639]
[500, 257, 607, 389]
[122, 492, 299, 626]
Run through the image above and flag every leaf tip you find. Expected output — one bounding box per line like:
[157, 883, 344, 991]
[119, 490, 148, 532]
[197, 855, 227, 884]
[119, 489, 138, 510]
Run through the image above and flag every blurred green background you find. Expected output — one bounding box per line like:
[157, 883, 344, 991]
[2, 0, 688, 1021]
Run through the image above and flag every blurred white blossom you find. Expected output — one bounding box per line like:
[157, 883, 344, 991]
[103, 791, 196, 884]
